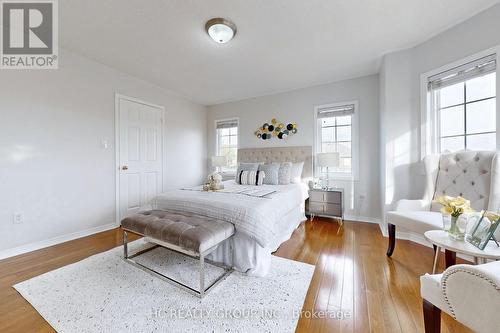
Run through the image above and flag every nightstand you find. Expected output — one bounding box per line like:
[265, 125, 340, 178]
[306, 188, 344, 223]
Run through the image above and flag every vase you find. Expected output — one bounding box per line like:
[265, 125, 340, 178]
[448, 215, 465, 240]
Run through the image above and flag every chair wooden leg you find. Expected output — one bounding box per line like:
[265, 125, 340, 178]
[386, 223, 396, 257]
[423, 299, 441, 333]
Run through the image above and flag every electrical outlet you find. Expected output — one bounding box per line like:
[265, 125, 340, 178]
[13, 212, 24, 224]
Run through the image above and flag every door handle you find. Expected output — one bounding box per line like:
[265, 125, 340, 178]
[122, 166, 129, 170]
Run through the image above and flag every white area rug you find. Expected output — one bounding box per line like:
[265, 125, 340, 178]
[14, 240, 314, 333]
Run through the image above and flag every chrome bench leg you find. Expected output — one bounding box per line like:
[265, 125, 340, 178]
[123, 230, 128, 259]
[200, 254, 205, 298]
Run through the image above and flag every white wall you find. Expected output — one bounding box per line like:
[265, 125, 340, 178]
[207, 75, 381, 221]
[379, 3, 500, 219]
[0, 49, 207, 255]
[379, 50, 421, 214]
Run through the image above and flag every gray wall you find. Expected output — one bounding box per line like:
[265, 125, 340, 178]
[207, 75, 381, 221]
[0, 49, 207, 253]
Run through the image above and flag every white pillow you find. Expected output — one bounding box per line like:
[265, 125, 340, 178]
[278, 162, 292, 185]
[238, 170, 265, 185]
[290, 162, 304, 183]
[235, 163, 259, 183]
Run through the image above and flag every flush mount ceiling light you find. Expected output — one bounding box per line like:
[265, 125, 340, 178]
[205, 18, 237, 44]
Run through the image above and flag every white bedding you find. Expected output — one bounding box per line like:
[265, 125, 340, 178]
[154, 180, 308, 248]
[153, 180, 308, 276]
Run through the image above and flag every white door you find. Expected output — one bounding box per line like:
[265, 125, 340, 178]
[117, 96, 163, 221]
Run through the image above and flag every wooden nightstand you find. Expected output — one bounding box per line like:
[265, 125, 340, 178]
[306, 188, 344, 223]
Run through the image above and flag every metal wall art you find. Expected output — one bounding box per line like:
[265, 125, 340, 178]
[255, 118, 298, 140]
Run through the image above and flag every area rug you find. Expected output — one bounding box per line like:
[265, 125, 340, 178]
[14, 240, 314, 332]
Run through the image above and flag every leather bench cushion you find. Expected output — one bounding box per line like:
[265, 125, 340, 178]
[121, 210, 235, 254]
[386, 211, 442, 234]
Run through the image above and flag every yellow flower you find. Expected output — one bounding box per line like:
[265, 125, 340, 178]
[440, 206, 453, 215]
[434, 195, 474, 217]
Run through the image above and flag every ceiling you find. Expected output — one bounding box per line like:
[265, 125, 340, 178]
[60, 0, 499, 105]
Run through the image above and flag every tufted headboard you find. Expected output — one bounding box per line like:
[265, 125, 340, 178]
[238, 146, 313, 180]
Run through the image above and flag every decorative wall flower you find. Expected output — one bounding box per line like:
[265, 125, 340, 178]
[255, 118, 298, 140]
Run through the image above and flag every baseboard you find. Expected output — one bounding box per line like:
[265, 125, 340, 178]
[344, 215, 382, 225]
[0, 222, 118, 260]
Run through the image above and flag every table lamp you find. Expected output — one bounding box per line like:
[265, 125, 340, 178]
[211, 155, 228, 173]
[317, 152, 340, 189]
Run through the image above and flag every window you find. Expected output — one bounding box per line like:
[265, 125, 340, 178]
[428, 54, 497, 153]
[215, 119, 238, 173]
[315, 102, 358, 179]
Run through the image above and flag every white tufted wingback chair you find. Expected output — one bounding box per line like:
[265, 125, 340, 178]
[386, 151, 500, 257]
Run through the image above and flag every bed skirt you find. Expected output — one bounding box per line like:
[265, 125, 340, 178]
[206, 204, 306, 277]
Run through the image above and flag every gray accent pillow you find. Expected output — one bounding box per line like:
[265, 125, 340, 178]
[258, 163, 280, 185]
[235, 163, 259, 183]
[278, 162, 292, 185]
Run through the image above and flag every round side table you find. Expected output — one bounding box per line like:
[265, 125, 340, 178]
[424, 230, 500, 273]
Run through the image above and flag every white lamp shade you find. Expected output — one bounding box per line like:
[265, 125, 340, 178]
[211, 155, 228, 167]
[316, 152, 340, 167]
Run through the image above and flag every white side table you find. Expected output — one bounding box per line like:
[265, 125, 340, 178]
[424, 230, 500, 273]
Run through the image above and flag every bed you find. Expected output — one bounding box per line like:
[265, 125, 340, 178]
[153, 146, 313, 276]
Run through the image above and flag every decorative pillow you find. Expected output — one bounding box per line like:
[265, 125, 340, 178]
[278, 162, 292, 185]
[290, 162, 304, 183]
[258, 163, 280, 185]
[238, 170, 266, 185]
[235, 163, 259, 183]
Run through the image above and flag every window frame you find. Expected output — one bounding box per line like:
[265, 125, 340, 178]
[314, 101, 359, 181]
[435, 76, 496, 153]
[215, 118, 239, 174]
[421, 46, 500, 158]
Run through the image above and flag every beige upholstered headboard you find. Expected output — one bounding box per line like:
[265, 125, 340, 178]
[238, 146, 313, 179]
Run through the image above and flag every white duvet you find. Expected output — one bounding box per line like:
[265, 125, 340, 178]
[154, 180, 308, 248]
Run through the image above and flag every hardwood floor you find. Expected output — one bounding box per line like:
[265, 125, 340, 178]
[0, 219, 472, 333]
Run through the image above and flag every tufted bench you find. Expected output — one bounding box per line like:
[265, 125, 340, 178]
[121, 210, 234, 298]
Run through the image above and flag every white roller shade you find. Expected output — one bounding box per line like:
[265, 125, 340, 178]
[317, 104, 355, 119]
[428, 54, 496, 90]
[216, 119, 238, 129]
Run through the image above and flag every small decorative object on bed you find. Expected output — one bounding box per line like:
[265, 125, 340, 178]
[434, 195, 474, 240]
[205, 172, 224, 191]
[254, 118, 298, 140]
[466, 210, 500, 250]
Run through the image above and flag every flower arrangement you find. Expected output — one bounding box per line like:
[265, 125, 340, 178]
[434, 195, 474, 240]
[434, 196, 474, 217]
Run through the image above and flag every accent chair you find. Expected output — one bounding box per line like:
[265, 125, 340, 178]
[385, 151, 500, 258]
[420, 261, 500, 333]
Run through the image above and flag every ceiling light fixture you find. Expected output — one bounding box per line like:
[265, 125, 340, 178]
[205, 18, 237, 44]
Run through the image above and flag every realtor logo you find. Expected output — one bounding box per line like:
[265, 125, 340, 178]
[1, 0, 58, 69]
